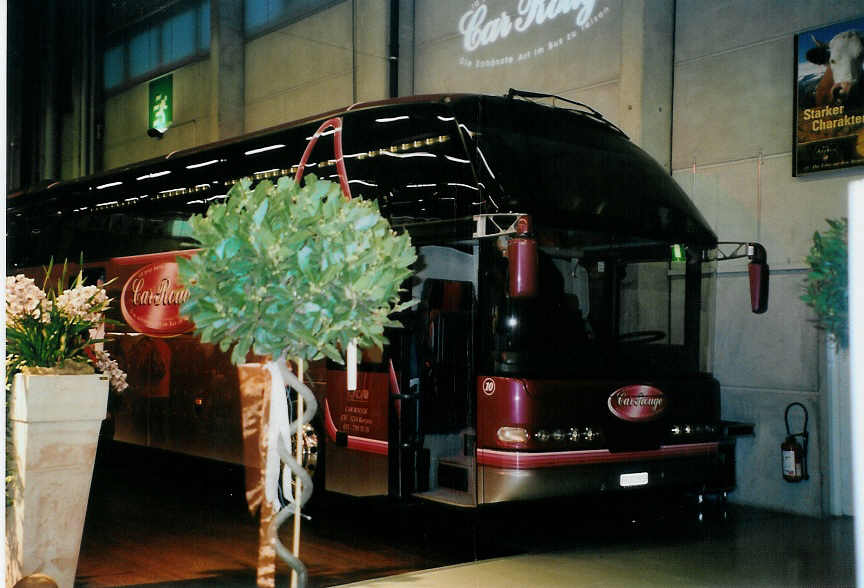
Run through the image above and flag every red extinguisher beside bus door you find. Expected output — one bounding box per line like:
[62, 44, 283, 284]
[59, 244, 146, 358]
[781, 402, 809, 482]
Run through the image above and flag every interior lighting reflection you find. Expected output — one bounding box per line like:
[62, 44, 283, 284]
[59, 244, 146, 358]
[348, 180, 378, 187]
[96, 201, 119, 207]
[447, 183, 480, 190]
[186, 200, 205, 205]
[380, 151, 437, 159]
[445, 155, 471, 164]
[406, 184, 436, 188]
[137, 171, 172, 180]
[186, 159, 223, 169]
[458, 123, 475, 137]
[437, 115, 456, 122]
[245, 144, 285, 155]
[476, 148, 496, 180]
[96, 181, 123, 190]
[205, 194, 228, 202]
[375, 115, 410, 123]
[305, 129, 337, 140]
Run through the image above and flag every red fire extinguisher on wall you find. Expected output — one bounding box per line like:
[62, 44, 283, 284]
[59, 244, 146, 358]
[781, 402, 809, 482]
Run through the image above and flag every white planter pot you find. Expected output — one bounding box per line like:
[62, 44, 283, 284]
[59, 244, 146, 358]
[821, 338, 853, 516]
[6, 373, 108, 588]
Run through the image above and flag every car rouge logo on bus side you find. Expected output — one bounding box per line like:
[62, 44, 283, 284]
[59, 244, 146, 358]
[121, 261, 195, 336]
[607, 385, 667, 422]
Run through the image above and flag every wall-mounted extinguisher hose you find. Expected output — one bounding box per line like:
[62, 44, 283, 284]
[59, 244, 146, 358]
[782, 402, 809, 482]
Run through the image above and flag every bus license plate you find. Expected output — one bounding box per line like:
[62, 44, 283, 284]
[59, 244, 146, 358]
[619, 472, 649, 487]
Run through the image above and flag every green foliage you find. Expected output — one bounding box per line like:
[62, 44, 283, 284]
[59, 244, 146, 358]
[6, 308, 97, 376]
[6, 263, 109, 376]
[802, 218, 848, 348]
[6, 262, 113, 507]
[178, 174, 417, 365]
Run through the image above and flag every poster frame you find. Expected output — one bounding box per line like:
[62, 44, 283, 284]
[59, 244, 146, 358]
[793, 17, 864, 176]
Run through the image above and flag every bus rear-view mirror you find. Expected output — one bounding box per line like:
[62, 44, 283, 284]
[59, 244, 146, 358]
[508, 235, 538, 298]
[748, 243, 769, 314]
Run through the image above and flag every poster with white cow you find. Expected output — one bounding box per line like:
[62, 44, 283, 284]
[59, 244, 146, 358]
[795, 16, 864, 175]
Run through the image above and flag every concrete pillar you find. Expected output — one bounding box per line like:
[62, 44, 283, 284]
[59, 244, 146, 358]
[354, 0, 392, 103]
[210, 0, 245, 140]
[618, 0, 675, 171]
[397, 0, 415, 97]
[41, 3, 60, 181]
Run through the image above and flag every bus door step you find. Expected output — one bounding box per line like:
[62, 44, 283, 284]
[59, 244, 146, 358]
[414, 455, 477, 508]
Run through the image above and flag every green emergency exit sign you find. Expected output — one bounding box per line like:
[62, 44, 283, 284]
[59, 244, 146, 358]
[149, 75, 173, 133]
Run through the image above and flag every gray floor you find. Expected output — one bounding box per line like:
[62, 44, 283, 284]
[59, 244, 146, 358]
[77, 445, 855, 587]
[341, 507, 855, 587]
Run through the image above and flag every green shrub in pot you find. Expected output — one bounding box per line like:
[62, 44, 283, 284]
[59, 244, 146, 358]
[178, 174, 417, 365]
[802, 218, 848, 349]
[177, 173, 416, 586]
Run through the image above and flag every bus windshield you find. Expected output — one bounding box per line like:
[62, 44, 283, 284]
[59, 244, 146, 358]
[478, 228, 707, 379]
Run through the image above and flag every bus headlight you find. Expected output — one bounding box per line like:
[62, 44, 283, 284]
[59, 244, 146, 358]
[498, 426, 530, 443]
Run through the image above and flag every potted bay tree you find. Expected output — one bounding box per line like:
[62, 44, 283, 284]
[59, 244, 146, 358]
[802, 217, 851, 516]
[178, 173, 416, 587]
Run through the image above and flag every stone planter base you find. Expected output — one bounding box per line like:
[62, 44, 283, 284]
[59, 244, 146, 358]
[6, 373, 108, 588]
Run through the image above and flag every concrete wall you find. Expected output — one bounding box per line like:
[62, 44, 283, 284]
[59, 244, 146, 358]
[245, 0, 390, 132]
[672, 0, 862, 516]
[245, 2, 353, 130]
[103, 59, 214, 169]
[414, 0, 625, 134]
[412, 0, 676, 167]
[102, 0, 391, 167]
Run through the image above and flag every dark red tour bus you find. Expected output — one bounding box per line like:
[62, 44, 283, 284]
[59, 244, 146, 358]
[7, 91, 766, 507]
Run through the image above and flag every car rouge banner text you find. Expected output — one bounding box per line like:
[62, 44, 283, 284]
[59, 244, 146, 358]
[456, 0, 611, 69]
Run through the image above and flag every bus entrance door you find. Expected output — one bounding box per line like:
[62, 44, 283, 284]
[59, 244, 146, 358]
[413, 277, 477, 507]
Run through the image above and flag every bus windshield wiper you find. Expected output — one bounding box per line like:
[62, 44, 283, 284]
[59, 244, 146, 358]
[506, 88, 627, 137]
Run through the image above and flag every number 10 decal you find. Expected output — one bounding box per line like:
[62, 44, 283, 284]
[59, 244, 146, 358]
[482, 377, 496, 396]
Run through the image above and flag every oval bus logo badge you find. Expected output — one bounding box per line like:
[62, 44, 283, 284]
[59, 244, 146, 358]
[121, 261, 194, 336]
[608, 385, 667, 422]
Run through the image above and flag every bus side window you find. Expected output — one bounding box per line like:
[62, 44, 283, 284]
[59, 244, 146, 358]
[419, 279, 474, 433]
